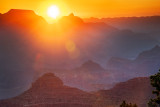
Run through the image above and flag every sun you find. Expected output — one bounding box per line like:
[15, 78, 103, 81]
[47, 5, 60, 19]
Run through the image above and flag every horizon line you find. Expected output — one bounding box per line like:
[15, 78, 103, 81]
[1, 9, 160, 21]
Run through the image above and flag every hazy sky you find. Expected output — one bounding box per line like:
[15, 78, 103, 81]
[0, 0, 160, 18]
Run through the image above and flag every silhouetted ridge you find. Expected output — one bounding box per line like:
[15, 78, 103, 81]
[59, 13, 84, 26]
[69, 13, 74, 17]
[0, 9, 47, 28]
[6, 9, 36, 16]
[84, 16, 160, 33]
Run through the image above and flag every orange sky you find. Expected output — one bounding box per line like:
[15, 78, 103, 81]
[0, 0, 160, 19]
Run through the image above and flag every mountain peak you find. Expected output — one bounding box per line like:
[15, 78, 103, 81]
[69, 13, 74, 17]
[58, 13, 84, 26]
[1, 9, 47, 28]
[81, 60, 105, 71]
[32, 73, 63, 89]
[6, 9, 36, 16]
[0, 72, 95, 107]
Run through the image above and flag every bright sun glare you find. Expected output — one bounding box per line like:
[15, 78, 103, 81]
[47, 5, 60, 19]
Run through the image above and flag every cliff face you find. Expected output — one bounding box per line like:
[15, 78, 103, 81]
[0, 73, 95, 107]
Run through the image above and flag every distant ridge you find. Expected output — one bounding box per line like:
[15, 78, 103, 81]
[136, 45, 160, 60]
[6, 9, 36, 15]
[59, 13, 84, 26]
[80, 60, 105, 71]
[84, 16, 160, 33]
[106, 45, 160, 80]
[84, 16, 160, 22]
[0, 9, 47, 23]
[0, 9, 48, 33]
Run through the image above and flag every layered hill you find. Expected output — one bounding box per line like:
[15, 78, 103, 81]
[84, 16, 160, 33]
[96, 77, 154, 107]
[53, 60, 113, 91]
[0, 9, 159, 99]
[0, 73, 154, 107]
[54, 44, 160, 91]
[84, 16, 160, 42]
[107, 45, 160, 81]
[0, 73, 96, 107]
[0, 9, 47, 28]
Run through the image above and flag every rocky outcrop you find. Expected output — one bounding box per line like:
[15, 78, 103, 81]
[0, 73, 95, 107]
